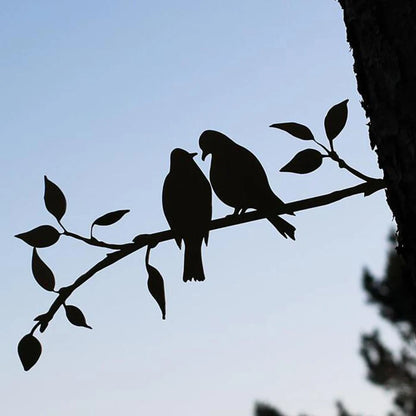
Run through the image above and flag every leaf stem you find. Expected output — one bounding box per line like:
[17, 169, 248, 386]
[30, 322, 41, 336]
[57, 220, 67, 233]
[313, 138, 331, 154]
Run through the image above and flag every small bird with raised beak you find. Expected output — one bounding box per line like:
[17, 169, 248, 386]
[162, 148, 212, 281]
[199, 130, 295, 240]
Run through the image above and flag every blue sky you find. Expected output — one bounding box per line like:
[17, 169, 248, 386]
[1, 2, 395, 415]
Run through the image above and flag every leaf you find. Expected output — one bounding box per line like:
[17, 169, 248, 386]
[92, 210, 130, 227]
[39, 321, 48, 333]
[44, 176, 66, 221]
[18, 334, 42, 371]
[324, 99, 349, 141]
[280, 149, 323, 174]
[270, 122, 314, 140]
[146, 264, 166, 320]
[15, 225, 60, 248]
[64, 305, 92, 329]
[31, 248, 55, 291]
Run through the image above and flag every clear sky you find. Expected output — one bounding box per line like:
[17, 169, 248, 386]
[1, 1, 396, 415]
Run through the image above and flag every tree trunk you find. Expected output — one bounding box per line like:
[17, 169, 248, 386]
[338, 1, 416, 280]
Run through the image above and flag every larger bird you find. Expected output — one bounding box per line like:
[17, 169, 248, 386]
[162, 148, 212, 281]
[199, 130, 295, 240]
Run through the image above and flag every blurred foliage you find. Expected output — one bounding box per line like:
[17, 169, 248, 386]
[360, 233, 416, 416]
[255, 402, 287, 416]
[255, 233, 416, 416]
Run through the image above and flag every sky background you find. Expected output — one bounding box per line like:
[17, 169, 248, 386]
[1, 1, 397, 415]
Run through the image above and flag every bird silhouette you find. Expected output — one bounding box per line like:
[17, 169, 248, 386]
[199, 130, 295, 240]
[162, 148, 212, 281]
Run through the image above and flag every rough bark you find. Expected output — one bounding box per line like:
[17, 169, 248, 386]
[338, 0, 416, 278]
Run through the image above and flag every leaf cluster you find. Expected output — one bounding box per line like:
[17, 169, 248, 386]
[272, 100, 354, 176]
[15, 177, 163, 370]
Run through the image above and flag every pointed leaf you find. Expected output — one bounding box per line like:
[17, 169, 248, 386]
[92, 210, 130, 227]
[270, 122, 314, 140]
[280, 149, 323, 174]
[146, 264, 166, 320]
[18, 334, 42, 371]
[15, 225, 60, 248]
[44, 176, 66, 221]
[31, 248, 55, 291]
[64, 305, 92, 329]
[39, 321, 48, 333]
[324, 99, 349, 141]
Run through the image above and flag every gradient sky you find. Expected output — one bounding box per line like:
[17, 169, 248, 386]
[1, 2, 397, 415]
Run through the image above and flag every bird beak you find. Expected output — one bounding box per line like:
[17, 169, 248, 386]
[189, 152, 198, 158]
[201, 150, 208, 161]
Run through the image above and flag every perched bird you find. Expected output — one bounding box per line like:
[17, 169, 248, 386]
[199, 130, 295, 240]
[162, 148, 212, 281]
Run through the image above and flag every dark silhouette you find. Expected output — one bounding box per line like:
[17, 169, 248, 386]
[339, 0, 416, 284]
[15, 101, 387, 370]
[199, 130, 296, 240]
[162, 148, 212, 281]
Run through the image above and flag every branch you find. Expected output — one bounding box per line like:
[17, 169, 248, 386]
[33, 237, 149, 332]
[329, 152, 376, 182]
[312, 137, 377, 182]
[32, 178, 385, 332]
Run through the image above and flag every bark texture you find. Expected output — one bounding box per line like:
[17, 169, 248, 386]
[338, 0, 416, 277]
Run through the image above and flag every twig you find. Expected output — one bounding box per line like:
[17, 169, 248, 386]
[63, 230, 131, 250]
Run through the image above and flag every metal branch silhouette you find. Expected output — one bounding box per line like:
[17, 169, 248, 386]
[15, 99, 386, 371]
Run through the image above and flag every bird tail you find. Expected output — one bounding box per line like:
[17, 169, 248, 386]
[183, 240, 205, 282]
[266, 214, 296, 240]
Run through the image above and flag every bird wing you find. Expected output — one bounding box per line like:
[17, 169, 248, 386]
[235, 144, 285, 210]
[210, 143, 275, 210]
[196, 174, 212, 245]
[185, 165, 212, 244]
[162, 173, 185, 248]
[163, 165, 212, 247]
